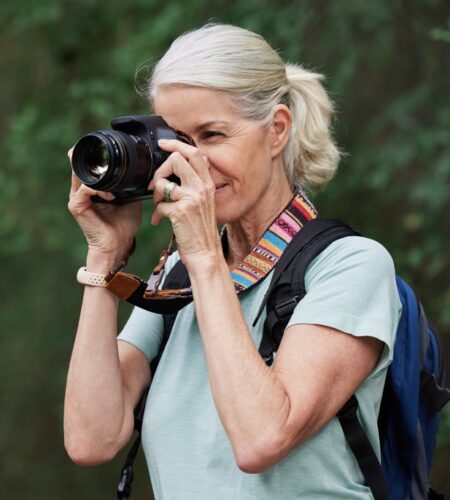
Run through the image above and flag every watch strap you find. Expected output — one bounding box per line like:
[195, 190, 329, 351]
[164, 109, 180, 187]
[77, 267, 108, 287]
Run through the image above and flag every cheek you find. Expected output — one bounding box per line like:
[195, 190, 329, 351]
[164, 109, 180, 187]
[204, 146, 240, 179]
[205, 137, 271, 186]
[242, 144, 273, 182]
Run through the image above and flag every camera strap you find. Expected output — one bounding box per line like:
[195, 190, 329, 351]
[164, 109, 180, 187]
[105, 190, 318, 314]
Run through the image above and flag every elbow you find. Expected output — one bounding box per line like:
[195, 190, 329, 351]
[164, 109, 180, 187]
[65, 436, 119, 466]
[236, 456, 271, 474]
[234, 432, 291, 474]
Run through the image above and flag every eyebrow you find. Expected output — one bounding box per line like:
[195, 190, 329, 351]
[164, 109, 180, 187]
[194, 121, 229, 132]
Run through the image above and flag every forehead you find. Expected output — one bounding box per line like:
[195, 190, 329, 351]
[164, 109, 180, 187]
[152, 85, 240, 131]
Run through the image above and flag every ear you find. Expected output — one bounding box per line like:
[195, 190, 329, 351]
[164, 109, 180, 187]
[269, 105, 292, 158]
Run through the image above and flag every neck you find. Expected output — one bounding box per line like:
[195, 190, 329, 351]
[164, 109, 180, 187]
[225, 182, 294, 268]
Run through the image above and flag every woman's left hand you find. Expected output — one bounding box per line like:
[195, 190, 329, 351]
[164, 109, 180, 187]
[150, 139, 223, 269]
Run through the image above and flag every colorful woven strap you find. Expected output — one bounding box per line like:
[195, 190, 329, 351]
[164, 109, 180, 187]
[105, 190, 317, 302]
[231, 191, 317, 292]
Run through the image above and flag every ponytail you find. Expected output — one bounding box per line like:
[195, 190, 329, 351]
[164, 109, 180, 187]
[285, 64, 340, 191]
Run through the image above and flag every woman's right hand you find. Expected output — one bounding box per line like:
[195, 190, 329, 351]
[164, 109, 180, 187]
[67, 148, 142, 268]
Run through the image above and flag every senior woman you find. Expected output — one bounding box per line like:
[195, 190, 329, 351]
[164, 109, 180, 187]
[64, 24, 401, 499]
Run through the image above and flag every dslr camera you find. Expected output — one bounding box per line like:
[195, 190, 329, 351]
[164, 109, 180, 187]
[72, 115, 191, 203]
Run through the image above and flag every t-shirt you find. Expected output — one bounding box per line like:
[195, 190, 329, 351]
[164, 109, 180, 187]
[118, 236, 402, 499]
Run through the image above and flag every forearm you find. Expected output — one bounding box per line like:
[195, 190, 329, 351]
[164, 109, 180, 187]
[188, 258, 291, 469]
[64, 258, 129, 463]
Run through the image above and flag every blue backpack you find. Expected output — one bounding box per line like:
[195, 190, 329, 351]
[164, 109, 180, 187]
[254, 219, 450, 500]
[117, 218, 450, 500]
[378, 276, 450, 499]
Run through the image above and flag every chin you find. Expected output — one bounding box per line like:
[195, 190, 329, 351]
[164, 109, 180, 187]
[215, 205, 241, 226]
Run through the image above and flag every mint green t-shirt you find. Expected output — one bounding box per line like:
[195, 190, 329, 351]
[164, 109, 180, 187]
[118, 236, 402, 499]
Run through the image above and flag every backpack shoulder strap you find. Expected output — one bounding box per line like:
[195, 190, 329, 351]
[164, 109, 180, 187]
[256, 218, 359, 364]
[255, 218, 389, 499]
[150, 259, 190, 374]
[117, 259, 189, 500]
[338, 396, 388, 500]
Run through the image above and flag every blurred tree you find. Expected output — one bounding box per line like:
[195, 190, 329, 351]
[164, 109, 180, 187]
[0, 0, 448, 498]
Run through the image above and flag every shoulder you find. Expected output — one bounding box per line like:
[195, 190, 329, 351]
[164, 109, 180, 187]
[304, 235, 395, 289]
[288, 234, 401, 366]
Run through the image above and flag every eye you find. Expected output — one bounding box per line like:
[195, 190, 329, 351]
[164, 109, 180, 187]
[202, 130, 224, 139]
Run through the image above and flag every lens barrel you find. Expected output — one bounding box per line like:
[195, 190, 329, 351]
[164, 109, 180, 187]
[72, 131, 129, 191]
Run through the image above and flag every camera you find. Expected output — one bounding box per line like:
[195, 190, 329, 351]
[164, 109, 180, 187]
[72, 115, 191, 203]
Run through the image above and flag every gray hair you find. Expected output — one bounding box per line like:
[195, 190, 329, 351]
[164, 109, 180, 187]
[148, 23, 340, 191]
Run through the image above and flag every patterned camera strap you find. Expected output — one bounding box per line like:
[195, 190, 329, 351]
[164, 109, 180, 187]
[105, 190, 317, 312]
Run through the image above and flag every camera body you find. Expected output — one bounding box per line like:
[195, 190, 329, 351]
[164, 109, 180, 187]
[72, 115, 185, 203]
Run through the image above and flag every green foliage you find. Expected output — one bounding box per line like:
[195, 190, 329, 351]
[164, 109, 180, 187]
[0, 0, 449, 497]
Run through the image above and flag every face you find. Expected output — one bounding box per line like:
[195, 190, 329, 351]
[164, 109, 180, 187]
[153, 86, 291, 225]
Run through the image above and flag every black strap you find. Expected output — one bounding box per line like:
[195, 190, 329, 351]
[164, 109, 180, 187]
[256, 219, 390, 499]
[338, 396, 389, 500]
[420, 371, 450, 412]
[428, 486, 445, 499]
[116, 434, 141, 499]
[116, 260, 190, 499]
[253, 219, 358, 327]
[257, 219, 359, 365]
[150, 260, 190, 374]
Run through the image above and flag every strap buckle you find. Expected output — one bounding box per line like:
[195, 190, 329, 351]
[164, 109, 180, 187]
[116, 464, 134, 499]
[262, 353, 274, 366]
[420, 370, 450, 412]
[274, 296, 300, 320]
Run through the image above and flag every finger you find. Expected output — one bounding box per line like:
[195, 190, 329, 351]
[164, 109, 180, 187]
[151, 198, 176, 226]
[150, 151, 201, 192]
[70, 180, 114, 207]
[158, 138, 199, 160]
[70, 167, 115, 199]
[153, 178, 182, 206]
[158, 139, 211, 180]
[76, 184, 115, 202]
[70, 171, 82, 197]
[67, 146, 74, 165]
[96, 191, 116, 201]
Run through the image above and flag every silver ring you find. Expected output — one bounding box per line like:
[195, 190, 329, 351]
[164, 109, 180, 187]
[163, 181, 177, 202]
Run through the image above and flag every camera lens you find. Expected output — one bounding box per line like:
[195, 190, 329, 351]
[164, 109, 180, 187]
[84, 139, 110, 180]
[72, 131, 128, 190]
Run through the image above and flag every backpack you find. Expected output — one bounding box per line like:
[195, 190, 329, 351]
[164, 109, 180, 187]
[116, 218, 450, 500]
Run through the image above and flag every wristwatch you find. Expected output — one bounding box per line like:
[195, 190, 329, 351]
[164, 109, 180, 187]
[76, 267, 108, 287]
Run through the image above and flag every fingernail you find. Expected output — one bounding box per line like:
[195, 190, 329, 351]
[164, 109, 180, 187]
[158, 139, 169, 145]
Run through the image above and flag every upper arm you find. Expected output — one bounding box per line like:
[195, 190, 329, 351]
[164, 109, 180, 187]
[115, 287, 171, 452]
[114, 340, 152, 452]
[272, 323, 383, 449]
[268, 236, 400, 457]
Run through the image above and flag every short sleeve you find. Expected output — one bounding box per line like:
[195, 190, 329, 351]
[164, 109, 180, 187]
[118, 251, 181, 362]
[287, 236, 402, 374]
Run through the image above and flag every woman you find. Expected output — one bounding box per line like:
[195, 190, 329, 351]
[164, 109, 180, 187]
[65, 24, 401, 499]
